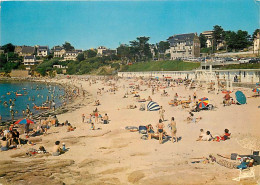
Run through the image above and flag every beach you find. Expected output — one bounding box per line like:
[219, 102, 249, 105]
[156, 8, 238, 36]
[0, 76, 259, 185]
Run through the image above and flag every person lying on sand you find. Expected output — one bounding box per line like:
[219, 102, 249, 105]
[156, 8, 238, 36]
[127, 105, 137, 109]
[187, 112, 202, 123]
[67, 124, 76, 132]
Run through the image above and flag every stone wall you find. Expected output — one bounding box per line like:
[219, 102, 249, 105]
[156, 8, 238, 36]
[10, 70, 30, 77]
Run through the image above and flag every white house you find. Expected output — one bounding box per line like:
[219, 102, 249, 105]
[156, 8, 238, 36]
[37, 46, 49, 57]
[64, 51, 79, 61]
[168, 33, 200, 60]
[23, 55, 38, 70]
[254, 32, 260, 54]
[201, 31, 214, 48]
[53, 47, 66, 58]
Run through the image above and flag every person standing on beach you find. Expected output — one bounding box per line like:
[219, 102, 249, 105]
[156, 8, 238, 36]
[193, 92, 197, 102]
[103, 114, 109, 124]
[170, 117, 177, 143]
[156, 119, 164, 144]
[82, 114, 85, 123]
[159, 106, 165, 121]
[52, 100, 56, 111]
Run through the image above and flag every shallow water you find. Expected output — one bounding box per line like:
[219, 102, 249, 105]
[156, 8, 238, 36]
[0, 81, 65, 121]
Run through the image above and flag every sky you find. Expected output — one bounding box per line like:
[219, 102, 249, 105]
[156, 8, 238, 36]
[0, 0, 259, 50]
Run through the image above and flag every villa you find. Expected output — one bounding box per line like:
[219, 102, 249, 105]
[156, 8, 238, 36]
[167, 33, 200, 60]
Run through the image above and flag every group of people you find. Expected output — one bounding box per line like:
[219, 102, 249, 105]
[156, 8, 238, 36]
[0, 129, 21, 151]
[197, 129, 231, 142]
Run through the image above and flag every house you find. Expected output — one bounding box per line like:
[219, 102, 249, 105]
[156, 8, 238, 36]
[20, 46, 35, 56]
[201, 31, 214, 48]
[97, 46, 116, 56]
[254, 32, 260, 54]
[53, 47, 66, 58]
[64, 51, 79, 61]
[37, 46, 49, 57]
[23, 55, 38, 70]
[167, 33, 200, 60]
[14, 46, 23, 55]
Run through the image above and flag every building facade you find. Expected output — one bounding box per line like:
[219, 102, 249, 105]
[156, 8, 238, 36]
[201, 31, 214, 48]
[23, 55, 38, 70]
[168, 33, 200, 60]
[254, 32, 260, 54]
[53, 47, 66, 58]
[63, 51, 79, 61]
[97, 46, 116, 56]
[37, 46, 49, 57]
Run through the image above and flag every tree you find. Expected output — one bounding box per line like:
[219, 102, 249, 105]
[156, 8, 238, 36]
[77, 53, 85, 62]
[213, 25, 225, 51]
[85, 49, 97, 58]
[62, 42, 75, 51]
[117, 44, 130, 63]
[225, 30, 251, 51]
[157, 41, 170, 60]
[252, 29, 260, 39]
[199, 34, 207, 48]
[1, 43, 15, 53]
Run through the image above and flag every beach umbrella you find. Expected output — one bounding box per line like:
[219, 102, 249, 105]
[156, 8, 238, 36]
[15, 118, 35, 125]
[235, 91, 246, 105]
[252, 88, 260, 93]
[197, 97, 209, 109]
[222, 90, 232, 94]
[147, 101, 160, 111]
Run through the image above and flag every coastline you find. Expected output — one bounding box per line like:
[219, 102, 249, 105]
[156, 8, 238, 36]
[0, 77, 93, 125]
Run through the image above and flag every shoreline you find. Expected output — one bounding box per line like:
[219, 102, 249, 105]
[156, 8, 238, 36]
[0, 77, 93, 125]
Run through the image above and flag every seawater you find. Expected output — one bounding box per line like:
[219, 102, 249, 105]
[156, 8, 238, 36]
[0, 81, 65, 121]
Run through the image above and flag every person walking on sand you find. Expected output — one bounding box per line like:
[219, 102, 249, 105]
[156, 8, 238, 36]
[170, 117, 177, 143]
[156, 119, 164, 144]
[159, 106, 165, 121]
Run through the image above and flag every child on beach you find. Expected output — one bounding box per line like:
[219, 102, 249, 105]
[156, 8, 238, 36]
[170, 117, 177, 143]
[196, 129, 205, 141]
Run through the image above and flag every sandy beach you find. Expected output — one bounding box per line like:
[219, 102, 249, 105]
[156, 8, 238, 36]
[0, 76, 259, 185]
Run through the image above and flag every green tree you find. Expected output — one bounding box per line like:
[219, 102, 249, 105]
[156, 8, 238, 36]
[62, 42, 75, 51]
[77, 53, 85, 62]
[85, 49, 97, 58]
[199, 34, 207, 48]
[252, 29, 260, 39]
[225, 30, 251, 51]
[1, 43, 15, 53]
[213, 25, 225, 51]
[117, 44, 130, 63]
[157, 41, 170, 60]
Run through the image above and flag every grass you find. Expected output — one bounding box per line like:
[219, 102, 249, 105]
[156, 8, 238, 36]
[217, 63, 260, 70]
[121, 60, 200, 72]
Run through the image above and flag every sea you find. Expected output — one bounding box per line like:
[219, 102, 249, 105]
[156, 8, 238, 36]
[0, 81, 65, 122]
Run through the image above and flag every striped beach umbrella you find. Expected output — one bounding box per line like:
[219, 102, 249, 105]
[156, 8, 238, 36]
[197, 97, 209, 109]
[147, 101, 160, 111]
[15, 118, 35, 125]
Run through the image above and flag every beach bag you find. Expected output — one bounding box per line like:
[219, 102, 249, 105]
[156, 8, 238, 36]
[139, 126, 147, 134]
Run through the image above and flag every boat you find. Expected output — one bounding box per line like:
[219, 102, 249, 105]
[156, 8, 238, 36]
[16, 93, 23, 96]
